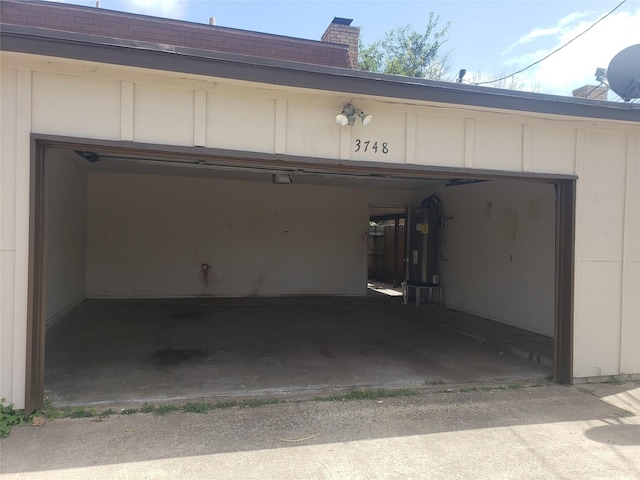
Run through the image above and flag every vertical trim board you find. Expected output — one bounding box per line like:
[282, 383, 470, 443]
[120, 81, 134, 142]
[193, 90, 207, 147]
[464, 118, 475, 168]
[405, 113, 416, 164]
[275, 99, 286, 154]
[13, 69, 32, 407]
[339, 123, 351, 161]
[522, 124, 532, 172]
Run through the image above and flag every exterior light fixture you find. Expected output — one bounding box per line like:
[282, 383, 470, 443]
[335, 103, 372, 127]
[594, 67, 607, 83]
[272, 173, 293, 184]
[359, 111, 373, 126]
[335, 104, 355, 126]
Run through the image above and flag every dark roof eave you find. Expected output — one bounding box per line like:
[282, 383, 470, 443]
[2, 24, 639, 123]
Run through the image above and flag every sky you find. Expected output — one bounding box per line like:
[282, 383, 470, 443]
[46, 0, 640, 99]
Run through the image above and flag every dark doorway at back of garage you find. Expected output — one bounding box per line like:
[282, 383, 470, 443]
[44, 293, 553, 407]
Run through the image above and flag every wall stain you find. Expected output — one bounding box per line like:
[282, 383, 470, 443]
[484, 199, 493, 218]
[251, 275, 264, 296]
[200, 263, 210, 289]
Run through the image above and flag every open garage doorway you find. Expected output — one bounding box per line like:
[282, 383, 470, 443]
[25, 137, 575, 411]
[367, 207, 406, 300]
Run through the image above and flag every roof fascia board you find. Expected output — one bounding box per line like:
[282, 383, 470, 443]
[2, 24, 639, 123]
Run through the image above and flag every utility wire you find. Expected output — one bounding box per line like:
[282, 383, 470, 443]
[473, 0, 628, 86]
[584, 82, 608, 99]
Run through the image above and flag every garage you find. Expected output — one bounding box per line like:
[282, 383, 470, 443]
[36, 141, 563, 406]
[5, 0, 638, 414]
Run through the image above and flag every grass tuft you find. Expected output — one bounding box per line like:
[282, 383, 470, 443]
[315, 388, 420, 402]
[70, 407, 96, 418]
[607, 376, 623, 385]
[239, 398, 281, 408]
[212, 398, 281, 410]
[140, 403, 156, 414]
[459, 383, 528, 393]
[154, 405, 180, 416]
[1, 394, 282, 436]
[182, 402, 211, 414]
[98, 409, 115, 418]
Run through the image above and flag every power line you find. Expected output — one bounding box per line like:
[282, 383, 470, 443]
[583, 82, 608, 99]
[473, 0, 628, 86]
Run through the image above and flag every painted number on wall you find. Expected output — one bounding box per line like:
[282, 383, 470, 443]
[354, 139, 389, 154]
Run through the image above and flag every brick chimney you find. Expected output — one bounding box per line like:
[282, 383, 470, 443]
[321, 17, 360, 69]
[572, 85, 609, 100]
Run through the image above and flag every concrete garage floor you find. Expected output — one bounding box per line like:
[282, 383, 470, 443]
[44, 295, 553, 406]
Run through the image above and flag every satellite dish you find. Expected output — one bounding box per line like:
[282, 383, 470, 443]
[607, 44, 640, 102]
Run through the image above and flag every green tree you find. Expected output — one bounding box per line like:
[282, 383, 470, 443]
[359, 13, 451, 80]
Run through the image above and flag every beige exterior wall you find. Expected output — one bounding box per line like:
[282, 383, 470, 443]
[1, 51, 639, 406]
[573, 130, 640, 378]
[1, 66, 31, 408]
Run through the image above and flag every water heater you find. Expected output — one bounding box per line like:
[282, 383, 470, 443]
[407, 199, 441, 285]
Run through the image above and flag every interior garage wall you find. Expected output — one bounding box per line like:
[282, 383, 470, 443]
[86, 171, 417, 297]
[44, 150, 88, 324]
[436, 180, 556, 336]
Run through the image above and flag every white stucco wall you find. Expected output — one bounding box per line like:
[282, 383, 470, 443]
[1, 52, 639, 407]
[45, 150, 87, 324]
[436, 180, 556, 336]
[85, 172, 416, 297]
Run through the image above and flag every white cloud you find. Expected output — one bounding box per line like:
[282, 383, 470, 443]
[122, 0, 187, 19]
[502, 6, 640, 97]
[501, 11, 594, 55]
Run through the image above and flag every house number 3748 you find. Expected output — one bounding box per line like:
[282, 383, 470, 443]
[354, 139, 389, 154]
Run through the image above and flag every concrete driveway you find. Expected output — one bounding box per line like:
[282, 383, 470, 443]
[2, 382, 639, 479]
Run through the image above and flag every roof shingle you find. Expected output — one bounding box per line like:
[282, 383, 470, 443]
[0, 0, 353, 68]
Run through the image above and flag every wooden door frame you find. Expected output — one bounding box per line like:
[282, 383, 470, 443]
[24, 139, 47, 414]
[554, 180, 576, 384]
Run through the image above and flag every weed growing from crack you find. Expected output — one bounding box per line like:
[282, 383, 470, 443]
[213, 398, 281, 409]
[140, 403, 155, 414]
[607, 376, 623, 385]
[154, 405, 180, 415]
[453, 383, 529, 393]
[182, 402, 211, 414]
[1, 399, 25, 438]
[240, 398, 281, 408]
[1, 395, 283, 436]
[315, 388, 420, 402]
[70, 407, 97, 419]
